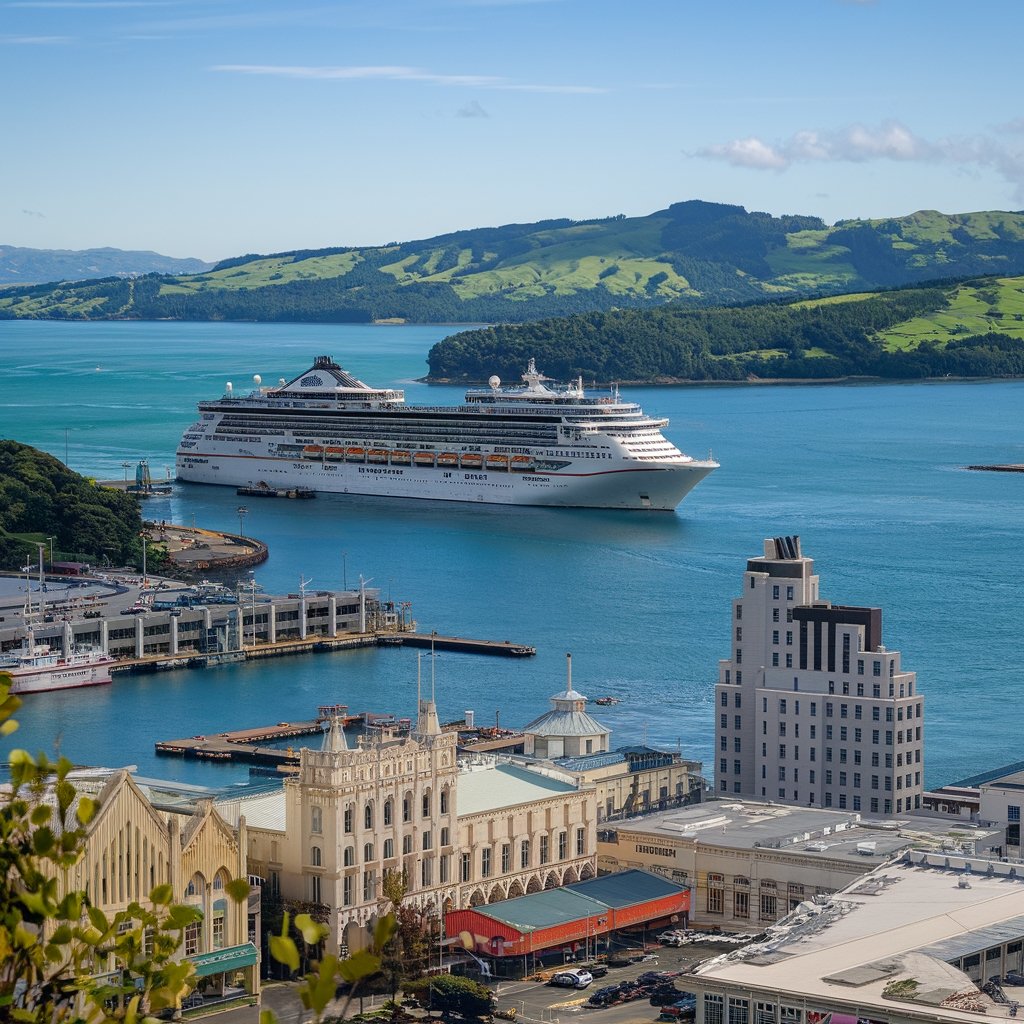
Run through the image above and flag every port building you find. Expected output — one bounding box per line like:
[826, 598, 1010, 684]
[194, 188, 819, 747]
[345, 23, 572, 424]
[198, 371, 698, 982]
[715, 536, 925, 815]
[689, 850, 1024, 1024]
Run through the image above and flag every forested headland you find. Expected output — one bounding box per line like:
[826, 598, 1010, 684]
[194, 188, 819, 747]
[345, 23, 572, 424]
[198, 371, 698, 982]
[427, 278, 1024, 383]
[0, 441, 143, 570]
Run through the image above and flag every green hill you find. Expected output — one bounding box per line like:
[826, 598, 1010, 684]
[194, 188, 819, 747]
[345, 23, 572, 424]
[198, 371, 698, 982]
[0, 442, 144, 570]
[426, 277, 1024, 383]
[5, 202, 1024, 325]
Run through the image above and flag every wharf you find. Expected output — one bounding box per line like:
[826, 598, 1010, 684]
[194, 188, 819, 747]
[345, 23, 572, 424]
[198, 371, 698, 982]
[156, 706, 398, 766]
[388, 634, 536, 657]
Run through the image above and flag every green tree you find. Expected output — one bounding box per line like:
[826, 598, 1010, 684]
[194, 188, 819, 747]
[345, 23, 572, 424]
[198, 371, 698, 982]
[404, 974, 493, 1020]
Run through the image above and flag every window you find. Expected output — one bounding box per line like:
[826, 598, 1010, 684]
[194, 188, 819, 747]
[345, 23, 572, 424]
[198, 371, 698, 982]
[773, 630, 780, 645]
[502, 844, 511, 873]
[383, 800, 392, 826]
[1010, 806, 1021, 822]
[786, 586, 794, 600]
[364, 804, 373, 829]
[440, 788, 448, 814]
[364, 843, 374, 862]
[540, 835, 549, 864]
[343, 807, 353, 833]
[383, 838, 394, 860]
[736, 604, 743, 620]
[481, 848, 492, 878]
[421, 859, 432, 887]
[772, 653, 779, 666]
[734, 737, 741, 752]
[873, 661, 881, 676]
[311, 806, 322, 834]
[787, 882, 804, 911]
[785, 631, 793, 646]
[558, 832, 568, 859]
[344, 846, 355, 866]
[422, 793, 431, 818]
[734, 715, 742, 729]
[521, 839, 530, 868]
[311, 875, 321, 904]
[577, 827, 585, 856]
[184, 921, 201, 957]
[363, 872, 374, 902]
[441, 826, 450, 846]
[785, 654, 792, 668]
[706, 995, 725, 1024]
[734, 882, 750, 919]
[460, 853, 471, 882]
[772, 585, 780, 599]
[440, 855, 449, 883]
[735, 692, 742, 708]
[736, 648, 743, 663]
[729, 998, 750, 1024]
[402, 835, 413, 855]
[721, 692, 728, 707]
[402, 796, 411, 823]
[736, 627, 742, 641]
[422, 831, 432, 851]
[311, 846, 321, 866]
[707, 873, 724, 914]
[759, 881, 778, 920]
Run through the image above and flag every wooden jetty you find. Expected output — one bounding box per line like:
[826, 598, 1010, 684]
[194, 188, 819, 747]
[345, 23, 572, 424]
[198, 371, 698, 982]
[384, 634, 536, 657]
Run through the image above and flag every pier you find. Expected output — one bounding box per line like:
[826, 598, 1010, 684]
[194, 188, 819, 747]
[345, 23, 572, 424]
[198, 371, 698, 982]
[386, 634, 536, 657]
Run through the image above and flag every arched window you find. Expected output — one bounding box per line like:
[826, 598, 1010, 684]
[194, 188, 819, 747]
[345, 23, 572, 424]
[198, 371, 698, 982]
[440, 787, 449, 814]
[344, 847, 355, 867]
[383, 799, 393, 826]
[311, 846, 322, 867]
[422, 789, 431, 818]
[383, 838, 394, 860]
[344, 806, 353, 833]
[364, 843, 374, 863]
[707, 873, 724, 915]
[364, 803, 373, 829]
[402, 794, 411, 823]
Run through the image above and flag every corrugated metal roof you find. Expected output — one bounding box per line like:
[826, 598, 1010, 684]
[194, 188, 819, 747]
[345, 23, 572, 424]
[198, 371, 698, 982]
[918, 913, 1024, 962]
[457, 762, 578, 816]
[522, 708, 610, 737]
[566, 869, 688, 908]
[463, 870, 688, 932]
[215, 789, 287, 832]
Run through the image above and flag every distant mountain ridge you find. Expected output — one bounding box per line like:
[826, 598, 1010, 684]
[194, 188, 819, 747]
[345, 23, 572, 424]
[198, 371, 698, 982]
[4, 201, 1024, 322]
[0, 245, 212, 286]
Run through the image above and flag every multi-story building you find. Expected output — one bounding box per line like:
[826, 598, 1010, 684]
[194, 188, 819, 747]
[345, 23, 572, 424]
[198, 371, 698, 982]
[219, 695, 598, 955]
[715, 536, 925, 815]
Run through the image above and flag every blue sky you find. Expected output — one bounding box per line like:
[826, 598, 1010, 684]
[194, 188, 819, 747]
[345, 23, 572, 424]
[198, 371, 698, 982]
[3, 0, 1023, 262]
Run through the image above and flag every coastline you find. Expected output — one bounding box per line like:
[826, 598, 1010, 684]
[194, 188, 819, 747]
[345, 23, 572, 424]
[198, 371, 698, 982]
[422, 373, 1024, 388]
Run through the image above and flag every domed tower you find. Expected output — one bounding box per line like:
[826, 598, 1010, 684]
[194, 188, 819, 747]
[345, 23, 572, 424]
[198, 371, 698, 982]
[522, 654, 611, 760]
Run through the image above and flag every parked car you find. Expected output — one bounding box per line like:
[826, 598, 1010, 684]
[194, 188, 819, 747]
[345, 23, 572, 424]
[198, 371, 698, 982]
[587, 984, 623, 1007]
[659, 996, 697, 1019]
[650, 986, 683, 1006]
[588, 964, 609, 979]
[548, 968, 593, 989]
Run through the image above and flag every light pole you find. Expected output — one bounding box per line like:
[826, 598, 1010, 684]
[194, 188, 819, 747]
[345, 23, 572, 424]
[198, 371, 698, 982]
[46, 535, 56, 566]
[121, 461, 131, 484]
[237, 506, 248, 538]
[140, 532, 150, 587]
[249, 571, 257, 648]
[342, 551, 348, 591]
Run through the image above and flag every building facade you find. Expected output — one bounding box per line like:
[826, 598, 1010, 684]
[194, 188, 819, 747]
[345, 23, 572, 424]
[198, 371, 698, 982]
[228, 697, 598, 955]
[714, 536, 925, 815]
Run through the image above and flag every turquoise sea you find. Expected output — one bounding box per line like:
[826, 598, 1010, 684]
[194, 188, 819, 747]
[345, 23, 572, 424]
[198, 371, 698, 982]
[1, 320, 1022, 792]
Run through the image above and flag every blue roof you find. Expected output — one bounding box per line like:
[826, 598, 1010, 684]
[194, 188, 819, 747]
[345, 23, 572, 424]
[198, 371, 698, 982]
[463, 870, 688, 932]
[953, 760, 1024, 788]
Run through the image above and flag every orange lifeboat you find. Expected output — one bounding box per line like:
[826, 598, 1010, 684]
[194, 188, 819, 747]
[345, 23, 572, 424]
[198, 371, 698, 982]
[390, 450, 411, 465]
[345, 447, 365, 461]
[325, 446, 346, 460]
[460, 453, 483, 468]
[414, 451, 436, 466]
[438, 452, 458, 467]
[303, 445, 324, 458]
[485, 454, 509, 470]
[367, 449, 389, 463]
[510, 455, 535, 471]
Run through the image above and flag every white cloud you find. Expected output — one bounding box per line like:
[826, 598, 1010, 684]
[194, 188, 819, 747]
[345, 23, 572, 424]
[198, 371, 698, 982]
[0, 34, 72, 43]
[211, 63, 604, 94]
[701, 137, 788, 170]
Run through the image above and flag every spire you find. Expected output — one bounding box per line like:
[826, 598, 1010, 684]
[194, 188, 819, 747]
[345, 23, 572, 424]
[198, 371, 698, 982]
[414, 648, 441, 737]
[322, 713, 348, 753]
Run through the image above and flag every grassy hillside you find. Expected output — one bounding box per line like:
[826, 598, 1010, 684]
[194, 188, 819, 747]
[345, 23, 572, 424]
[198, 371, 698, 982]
[4, 202, 1024, 325]
[427, 277, 1024, 383]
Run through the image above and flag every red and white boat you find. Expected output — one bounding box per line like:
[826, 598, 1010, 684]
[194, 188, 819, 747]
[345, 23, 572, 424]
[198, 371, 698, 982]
[0, 626, 115, 694]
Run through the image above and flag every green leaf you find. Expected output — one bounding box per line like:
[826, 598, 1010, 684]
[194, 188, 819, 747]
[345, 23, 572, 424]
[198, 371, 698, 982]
[294, 913, 328, 946]
[149, 883, 173, 906]
[30, 804, 52, 825]
[0, 718, 18, 736]
[32, 826, 55, 855]
[225, 877, 251, 904]
[373, 912, 397, 951]
[260, 1010, 279, 1024]
[337, 948, 380, 983]
[269, 934, 299, 973]
[76, 795, 97, 825]
[87, 905, 110, 933]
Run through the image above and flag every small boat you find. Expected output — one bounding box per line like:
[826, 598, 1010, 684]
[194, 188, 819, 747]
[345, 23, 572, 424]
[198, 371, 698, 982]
[485, 454, 509, 470]
[302, 445, 324, 458]
[438, 452, 458, 467]
[594, 696, 620, 706]
[414, 451, 436, 466]
[345, 447, 365, 461]
[367, 449, 389, 463]
[461, 453, 483, 468]
[390, 450, 411, 465]
[324, 446, 346, 460]
[511, 455, 535, 471]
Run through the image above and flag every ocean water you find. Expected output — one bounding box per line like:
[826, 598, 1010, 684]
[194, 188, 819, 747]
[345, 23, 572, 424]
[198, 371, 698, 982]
[0, 320, 1022, 792]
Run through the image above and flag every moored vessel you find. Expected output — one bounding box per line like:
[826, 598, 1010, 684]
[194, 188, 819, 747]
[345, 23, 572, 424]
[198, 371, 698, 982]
[175, 356, 718, 510]
[1, 626, 115, 694]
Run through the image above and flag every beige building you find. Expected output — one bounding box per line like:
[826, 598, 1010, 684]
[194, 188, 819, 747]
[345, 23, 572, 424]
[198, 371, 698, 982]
[51, 770, 260, 1001]
[597, 799, 1001, 931]
[715, 536, 925, 816]
[218, 696, 598, 954]
[690, 850, 1024, 1024]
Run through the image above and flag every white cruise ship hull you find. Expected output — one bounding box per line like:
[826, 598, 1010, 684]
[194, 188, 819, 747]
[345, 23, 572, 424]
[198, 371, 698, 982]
[7, 662, 114, 695]
[177, 453, 716, 510]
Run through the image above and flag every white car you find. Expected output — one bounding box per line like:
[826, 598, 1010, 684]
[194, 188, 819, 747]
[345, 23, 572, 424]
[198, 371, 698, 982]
[548, 969, 593, 989]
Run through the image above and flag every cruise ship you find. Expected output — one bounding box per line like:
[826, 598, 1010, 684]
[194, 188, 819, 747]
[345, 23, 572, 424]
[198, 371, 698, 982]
[175, 356, 718, 510]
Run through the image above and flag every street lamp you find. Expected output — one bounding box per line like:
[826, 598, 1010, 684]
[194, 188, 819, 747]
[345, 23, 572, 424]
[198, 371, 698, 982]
[139, 531, 151, 587]
[46, 535, 56, 566]
[122, 461, 131, 484]
[249, 570, 257, 648]
[237, 506, 248, 537]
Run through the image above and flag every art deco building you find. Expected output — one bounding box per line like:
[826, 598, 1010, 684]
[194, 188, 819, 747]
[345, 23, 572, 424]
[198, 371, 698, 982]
[714, 536, 925, 815]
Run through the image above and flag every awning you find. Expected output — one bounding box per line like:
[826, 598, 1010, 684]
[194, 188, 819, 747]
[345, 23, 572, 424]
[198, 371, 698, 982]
[188, 942, 259, 978]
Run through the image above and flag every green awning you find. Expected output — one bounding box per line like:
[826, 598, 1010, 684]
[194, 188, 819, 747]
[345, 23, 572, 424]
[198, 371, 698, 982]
[188, 942, 259, 977]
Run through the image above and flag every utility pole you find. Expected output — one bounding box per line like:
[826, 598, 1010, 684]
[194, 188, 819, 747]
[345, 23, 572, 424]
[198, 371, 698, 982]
[237, 506, 248, 538]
